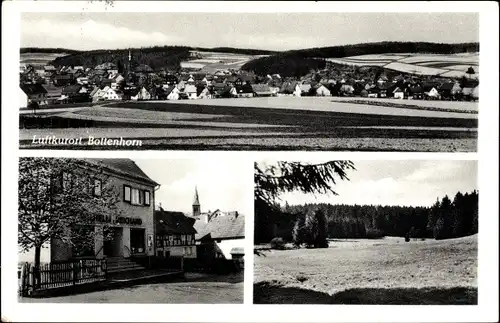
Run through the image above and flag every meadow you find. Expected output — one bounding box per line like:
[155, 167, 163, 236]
[326, 52, 479, 78]
[19, 97, 477, 151]
[254, 235, 478, 304]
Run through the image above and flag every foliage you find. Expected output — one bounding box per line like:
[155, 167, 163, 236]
[270, 237, 286, 250]
[270, 190, 478, 241]
[254, 160, 355, 244]
[242, 54, 327, 78]
[20, 47, 82, 54]
[50, 46, 192, 72]
[303, 209, 329, 248]
[18, 158, 123, 271]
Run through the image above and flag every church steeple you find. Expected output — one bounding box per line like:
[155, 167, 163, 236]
[192, 186, 201, 218]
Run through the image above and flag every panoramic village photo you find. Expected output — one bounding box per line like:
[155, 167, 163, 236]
[18, 157, 247, 303]
[19, 12, 478, 152]
[254, 160, 478, 304]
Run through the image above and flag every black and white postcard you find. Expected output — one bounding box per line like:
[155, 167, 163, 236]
[1, 1, 498, 323]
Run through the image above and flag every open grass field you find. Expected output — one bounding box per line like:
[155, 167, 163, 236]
[254, 235, 478, 304]
[20, 52, 68, 67]
[182, 50, 269, 72]
[326, 52, 479, 78]
[19, 97, 477, 151]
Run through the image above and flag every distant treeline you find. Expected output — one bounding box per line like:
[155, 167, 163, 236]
[20, 47, 82, 54]
[242, 41, 479, 77]
[255, 190, 478, 243]
[193, 47, 277, 55]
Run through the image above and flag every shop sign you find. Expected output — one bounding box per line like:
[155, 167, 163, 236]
[93, 214, 142, 225]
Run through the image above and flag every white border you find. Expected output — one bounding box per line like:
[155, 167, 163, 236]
[2, 1, 499, 323]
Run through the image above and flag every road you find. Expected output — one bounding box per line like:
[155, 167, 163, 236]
[19, 272, 243, 304]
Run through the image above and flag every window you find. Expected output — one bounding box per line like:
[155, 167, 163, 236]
[93, 179, 102, 196]
[144, 190, 151, 206]
[131, 188, 140, 205]
[123, 185, 131, 202]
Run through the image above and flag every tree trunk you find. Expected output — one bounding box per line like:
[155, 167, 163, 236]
[34, 245, 41, 289]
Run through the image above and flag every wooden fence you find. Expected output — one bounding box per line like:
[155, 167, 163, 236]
[19, 258, 107, 297]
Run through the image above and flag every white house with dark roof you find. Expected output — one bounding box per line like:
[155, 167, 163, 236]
[190, 188, 245, 261]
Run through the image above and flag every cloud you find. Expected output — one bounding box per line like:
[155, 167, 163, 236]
[21, 19, 181, 50]
[148, 159, 252, 216]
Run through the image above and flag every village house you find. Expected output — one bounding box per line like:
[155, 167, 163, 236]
[131, 87, 152, 101]
[313, 84, 331, 96]
[190, 189, 245, 264]
[423, 83, 441, 100]
[196, 85, 212, 99]
[235, 83, 254, 98]
[251, 84, 274, 97]
[392, 86, 405, 99]
[183, 84, 198, 99]
[154, 209, 197, 260]
[439, 82, 462, 100]
[42, 84, 63, 104]
[19, 87, 28, 109]
[60, 84, 90, 103]
[20, 84, 48, 106]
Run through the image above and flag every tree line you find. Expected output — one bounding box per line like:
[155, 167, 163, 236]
[255, 190, 478, 244]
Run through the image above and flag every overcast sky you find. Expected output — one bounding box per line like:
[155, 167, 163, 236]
[261, 160, 478, 207]
[21, 12, 479, 51]
[133, 158, 252, 216]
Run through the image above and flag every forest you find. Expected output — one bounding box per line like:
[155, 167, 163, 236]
[255, 190, 478, 244]
[20, 47, 82, 54]
[241, 41, 479, 77]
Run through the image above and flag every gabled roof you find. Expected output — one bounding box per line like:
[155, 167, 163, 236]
[235, 83, 254, 94]
[194, 213, 245, 240]
[251, 84, 272, 93]
[440, 82, 460, 91]
[135, 64, 154, 73]
[196, 85, 208, 96]
[82, 158, 159, 186]
[184, 84, 197, 93]
[155, 210, 197, 235]
[62, 85, 83, 95]
[20, 83, 47, 95]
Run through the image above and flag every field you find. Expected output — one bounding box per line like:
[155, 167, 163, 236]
[19, 97, 477, 151]
[181, 50, 269, 72]
[254, 235, 478, 304]
[20, 52, 68, 68]
[326, 52, 479, 78]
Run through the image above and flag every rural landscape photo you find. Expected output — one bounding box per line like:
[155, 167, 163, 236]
[254, 160, 478, 304]
[19, 12, 478, 151]
[18, 157, 247, 303]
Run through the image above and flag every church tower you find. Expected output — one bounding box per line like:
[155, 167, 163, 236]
[192, 186, 201, 218]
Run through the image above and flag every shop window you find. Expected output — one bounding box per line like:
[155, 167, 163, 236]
[123, 185, 131, 202]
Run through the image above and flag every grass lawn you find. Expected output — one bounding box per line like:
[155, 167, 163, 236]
[254, 235, 477, 304]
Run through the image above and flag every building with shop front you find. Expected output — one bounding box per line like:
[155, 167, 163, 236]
[50, 159, 159, 264]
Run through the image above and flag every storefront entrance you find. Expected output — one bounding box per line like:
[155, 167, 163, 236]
[103, 227, 123, 257]
[130, 228, 146, 254]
